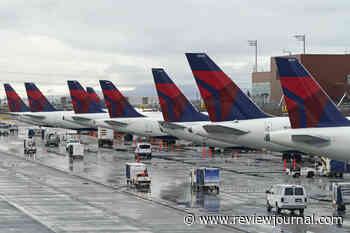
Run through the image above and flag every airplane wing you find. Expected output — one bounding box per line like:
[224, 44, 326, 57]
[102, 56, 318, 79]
[23, 114, 46, 120]
[291, 135, 330, 145]
[71, 116, 93, 122]
[158, 121, 186, 130]
[203, 124, 249, 136]
[104, 120, 129, 128]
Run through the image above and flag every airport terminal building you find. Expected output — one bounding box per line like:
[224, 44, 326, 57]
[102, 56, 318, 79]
[252, 54, 350, 106]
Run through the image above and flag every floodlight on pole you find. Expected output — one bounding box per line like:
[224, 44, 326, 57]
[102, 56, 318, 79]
[248, 40, 258, 72]
[294, 34, 305, 54]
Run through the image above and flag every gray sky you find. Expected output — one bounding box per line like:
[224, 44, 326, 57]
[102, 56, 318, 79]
[0, 0, 349, 97]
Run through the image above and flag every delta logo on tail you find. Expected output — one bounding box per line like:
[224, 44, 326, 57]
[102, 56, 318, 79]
[25, 83, 57, 112]
[152, 68, 208, 122]
[67, 81, 104, 114]
[275, 57, 350, 128]
[4, 84, 30, 112]
[99, 80, 145, 118]
[185, 53, 268, 122]
[86, 87, 106, 109]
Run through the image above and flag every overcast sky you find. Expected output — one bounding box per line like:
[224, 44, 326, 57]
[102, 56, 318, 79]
[0, 0, 349, 98]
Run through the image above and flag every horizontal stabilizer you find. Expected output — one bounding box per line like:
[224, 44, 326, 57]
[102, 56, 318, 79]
[104, 120, 129, 128]
[23, 114, 46, 120]
[203, 124, 249, 136]
[291, 134, 330, 144]
[158, 121, 186, 130]
[71, 116, 93, 122]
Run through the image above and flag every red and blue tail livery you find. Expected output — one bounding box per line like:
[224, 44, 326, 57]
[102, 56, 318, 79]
[67, 81, 105, 114]
[275, 57, 350, 128]
[24, 82, 57, 112]
[99, 80, 145, 118]
[152, 68, 208, 122]
[185, 53, 269, 122]
[4, 84, 30, 112]
[86, 87, 106, 110]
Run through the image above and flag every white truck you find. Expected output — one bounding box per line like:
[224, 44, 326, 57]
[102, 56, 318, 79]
[125, 163, 151, 189]
[64, 134, 81, 151]
[266, 184, 307, 215]
[134, 143, 152, 160]
[67, 143, 84, 159]
[98, 127, 114, 148]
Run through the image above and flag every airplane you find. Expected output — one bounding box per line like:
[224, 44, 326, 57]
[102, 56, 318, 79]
[63, 80, 161, 129]
[152, 68, 236, 148]
[268, 57, 350, 161]
[183, 52, 301, 155]
[23, 82, 95, 130]
[3, 84, 45, 126]
[93, 80, 176, 140]
[62, 80, 109, 127]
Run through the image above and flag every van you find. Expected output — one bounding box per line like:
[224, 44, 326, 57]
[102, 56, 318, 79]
[266, 184, 307, 215]
[134, 143, 152, 160]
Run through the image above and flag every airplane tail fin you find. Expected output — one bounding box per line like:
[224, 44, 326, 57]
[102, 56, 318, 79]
[4, 84, 30, 112]
[152, 68, 208, 122]
[67, 81, 105, 114]
[99, 80, 145, 118]
[24, 82, 57, 112]
[86, 87, 106, 109]
[275, 57, 350, 128]
[185, 53, 269, 122]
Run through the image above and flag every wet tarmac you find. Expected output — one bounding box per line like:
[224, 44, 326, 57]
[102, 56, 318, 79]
[0, 131, 348, 233]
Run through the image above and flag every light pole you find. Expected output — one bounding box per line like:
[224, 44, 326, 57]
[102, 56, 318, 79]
[294, 34, 305, 54]
[248, 40, 257, 72]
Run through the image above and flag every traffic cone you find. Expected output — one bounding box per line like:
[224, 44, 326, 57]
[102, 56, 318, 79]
[293, 158, 296, 169]
[202, 147, 206, 159]
[283, 159, 286, 171]
[209, 148, 213, 158]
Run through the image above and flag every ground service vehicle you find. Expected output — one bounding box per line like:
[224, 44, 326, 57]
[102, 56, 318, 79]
[266, 184, 307, 215]
[45, 133, 60, 147]
[24, 138, 37, 156]
[134, 143, 152, 160]
[67, 143, 84, 159]
[0, 123, 10, 136]
[125, 163, 151, 189]
[98, 127, 114, 148]
[191, 168, 220, 194]
[316, 158, 350, 178]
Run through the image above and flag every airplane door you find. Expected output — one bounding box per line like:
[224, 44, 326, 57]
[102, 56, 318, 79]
[264, 121, 272, 142]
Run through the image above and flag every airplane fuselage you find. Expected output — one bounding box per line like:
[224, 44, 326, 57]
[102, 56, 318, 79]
[269, 127, 350, 161]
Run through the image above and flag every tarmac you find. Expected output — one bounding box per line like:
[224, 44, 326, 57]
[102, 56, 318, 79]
[0, 131, 348, 233]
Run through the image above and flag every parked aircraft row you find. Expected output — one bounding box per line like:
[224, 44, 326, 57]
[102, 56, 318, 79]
[4, 54, 349, 161]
